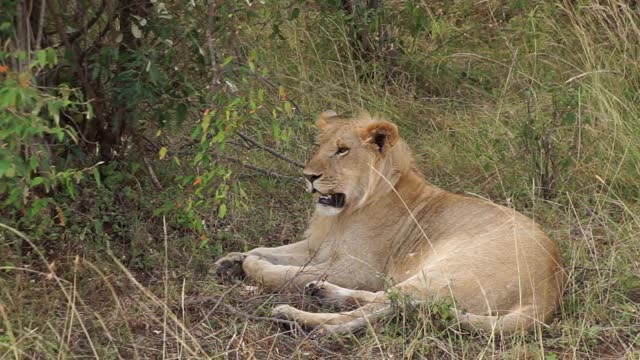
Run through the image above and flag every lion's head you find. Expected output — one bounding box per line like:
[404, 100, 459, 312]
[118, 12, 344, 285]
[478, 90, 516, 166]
[303, 111, 414, 216]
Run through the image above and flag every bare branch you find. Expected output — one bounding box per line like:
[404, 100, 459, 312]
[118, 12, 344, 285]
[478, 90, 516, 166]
[236, 131, 305, 168]
[181, 295, 306, 334]
[50, 0, 105, 139]
[141, 135, 162, 152]
[143, 157, 163, 191]
[206, 1, 221, 92]
[35, 0, 46, 49]
[221, 155, 299, 181]
[70, 0, 107, 43]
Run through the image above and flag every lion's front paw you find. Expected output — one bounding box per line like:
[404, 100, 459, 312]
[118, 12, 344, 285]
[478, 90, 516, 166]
[272, 305, 313, 333]
[214, 252, 246, 280]
[305, 281, 348, 303]
[304, 280, 329, 298]
[271, 304, 297, 319]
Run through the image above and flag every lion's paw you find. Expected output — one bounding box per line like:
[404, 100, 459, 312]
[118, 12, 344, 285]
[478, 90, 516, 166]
[304, 280, 327, 298]
[272, 304, 299, 320]
[305, 280, 347, 300]
[213, 252, 246, 280]
[271, 304, 293, 315]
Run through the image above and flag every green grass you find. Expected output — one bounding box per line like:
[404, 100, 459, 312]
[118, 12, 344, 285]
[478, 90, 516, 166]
[1, 1, 640, 358]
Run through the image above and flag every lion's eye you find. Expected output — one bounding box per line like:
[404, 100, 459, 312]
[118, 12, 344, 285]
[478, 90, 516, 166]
[336, 147, 349, 155]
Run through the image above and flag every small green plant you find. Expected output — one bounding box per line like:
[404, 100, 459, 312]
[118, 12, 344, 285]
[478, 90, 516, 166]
[0, 48, 91, 232]
[522, 85, 581, 200]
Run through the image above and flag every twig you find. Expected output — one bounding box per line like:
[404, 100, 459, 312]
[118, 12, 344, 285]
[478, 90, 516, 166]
[106, 251, 206, 356]
[141, 135, 162, 152]
[162, 216, 169, 359]
[203, 4, 305, 171]
[206, 2, 223, 92]
[86, 12, 116, 53]
[0, 304, 19, 360]
[189, 284, 240, 330]
[181, 296, 306, 334]
[50, 1, 105, 135]
[68, 0, 107, 44]
[236, 131, 305, 168]
[143, 157, 163, 190]
[35, 0, 46, 50]
[256, 76, 303, 115]
[221, 155, 298, 181]
[0, 223, 101, 359]
[227, 140, 251, 150]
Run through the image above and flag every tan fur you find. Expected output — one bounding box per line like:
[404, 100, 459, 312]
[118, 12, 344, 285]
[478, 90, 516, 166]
[215, 112, 566, 335]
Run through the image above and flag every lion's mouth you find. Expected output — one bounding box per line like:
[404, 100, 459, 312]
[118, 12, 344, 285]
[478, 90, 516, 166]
[318, 193, 345, 208]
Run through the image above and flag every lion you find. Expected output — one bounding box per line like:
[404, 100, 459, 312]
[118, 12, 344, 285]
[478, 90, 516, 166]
[214, 110, 566, 335]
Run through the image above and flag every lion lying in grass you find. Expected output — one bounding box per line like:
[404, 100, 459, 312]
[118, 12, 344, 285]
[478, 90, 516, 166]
[215, 111, 566, 335]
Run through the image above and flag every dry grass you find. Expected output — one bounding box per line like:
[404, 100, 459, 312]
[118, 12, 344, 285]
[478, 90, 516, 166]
[2, 1, 640, 358]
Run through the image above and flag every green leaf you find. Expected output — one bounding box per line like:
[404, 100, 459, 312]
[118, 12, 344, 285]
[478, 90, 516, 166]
[0, 161, 11, 175]
[28, 157, 39, 171]
[193, 152, 203, 164]
[93, 168, 101, 187]
[131, 24, 142, 39]
[149, 63, 160, 84]
[31, 177, 44, 186]
[272, 121, 281, 139]
[290, 7, 300, 20]
[94, 220, 103, 234]
[564, 112, 577, 125]
[159, 147, 168, 160]
[86, 103, 94, 120]
[218, 204, 227, 219]
[176, 103, 188, 124]
[0, 88, 17, 108]
[91, 65, 100, 80]
[30, 198, 49, 215]
[202, 113, 212, 133]
[283, 101, 292, 115]
[222, 56, 234, 67]
[48, 100, 62, 124]
[4, 165, 16, 178]
[36, 50, 46, 67]
[46, 48, 57, 66]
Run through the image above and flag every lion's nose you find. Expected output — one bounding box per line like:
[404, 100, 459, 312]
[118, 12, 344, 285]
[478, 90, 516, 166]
[304, 173, 322, 184]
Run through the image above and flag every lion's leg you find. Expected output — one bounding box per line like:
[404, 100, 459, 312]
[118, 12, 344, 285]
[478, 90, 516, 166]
[247, 240, 314, 266]
[272, 285, 395, 330]
[215, 240, 316, 279]
[304, 280, 385, 308]
[274, 269, 452, 332]
[242, 255, 330, 290]
[273, 302, 393, 330]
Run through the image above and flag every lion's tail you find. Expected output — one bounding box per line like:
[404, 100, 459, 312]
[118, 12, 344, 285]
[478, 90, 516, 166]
[453, 305, 544, 334]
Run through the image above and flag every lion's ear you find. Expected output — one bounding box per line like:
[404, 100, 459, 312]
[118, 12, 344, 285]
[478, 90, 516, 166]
[361, 121, 398, 153]
[316, 110, 338, 130]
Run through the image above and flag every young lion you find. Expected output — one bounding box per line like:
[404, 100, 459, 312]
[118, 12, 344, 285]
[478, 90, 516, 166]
[214, 111, 566, 334]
